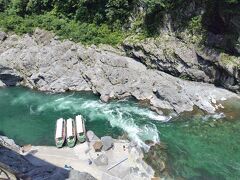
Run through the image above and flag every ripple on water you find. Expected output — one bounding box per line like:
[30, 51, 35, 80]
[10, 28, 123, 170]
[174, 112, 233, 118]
[0, 87, 240, 180]
[0, 87, 167, 150]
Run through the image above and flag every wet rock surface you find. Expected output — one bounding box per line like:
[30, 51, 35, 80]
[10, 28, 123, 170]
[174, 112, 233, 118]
[0, 29, 239, 114]
[143, 143, 169, 177]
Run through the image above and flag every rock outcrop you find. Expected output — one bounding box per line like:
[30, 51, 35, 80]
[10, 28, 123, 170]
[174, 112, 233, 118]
[0, 29, 239, 114]
[0, 136, 21, 152]
[123, 35, 240, 94]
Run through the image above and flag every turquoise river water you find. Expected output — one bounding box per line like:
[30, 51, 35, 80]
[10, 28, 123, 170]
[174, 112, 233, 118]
[0, 87, 240, 179]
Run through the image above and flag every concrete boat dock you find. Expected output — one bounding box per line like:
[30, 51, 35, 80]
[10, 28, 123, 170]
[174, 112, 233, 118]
[24, 135, 155, 180]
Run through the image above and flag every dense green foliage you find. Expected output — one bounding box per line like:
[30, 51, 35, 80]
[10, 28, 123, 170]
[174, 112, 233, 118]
[0, 0, 240, 45]
[0, 12, 125, 45]
[0, 0, 138, 45]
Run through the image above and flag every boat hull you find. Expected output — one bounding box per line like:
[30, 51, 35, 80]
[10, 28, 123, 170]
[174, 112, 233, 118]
[56, 139, 64, 148]
[67, 138, 76, 148]
[55, 119, 66, 148]
[66, 118, 77, 148]
[75, 115, 86, 143]
[77, 134, 86, 143]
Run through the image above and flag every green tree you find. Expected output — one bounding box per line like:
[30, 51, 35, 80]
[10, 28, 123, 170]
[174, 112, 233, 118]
[105, 0, 134, 28]
[26, 0, 53, 14]
[0, 0, 10, 12]
[8, 0, 29, 15]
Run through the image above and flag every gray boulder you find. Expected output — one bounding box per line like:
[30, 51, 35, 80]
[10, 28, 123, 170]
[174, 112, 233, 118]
[101, 136, 113, 151]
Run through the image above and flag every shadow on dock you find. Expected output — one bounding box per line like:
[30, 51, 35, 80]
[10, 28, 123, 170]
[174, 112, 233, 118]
[0, 146, 96, 180]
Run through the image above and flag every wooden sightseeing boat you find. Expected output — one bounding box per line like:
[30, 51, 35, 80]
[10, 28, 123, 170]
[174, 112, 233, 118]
[55, 118, 66, 148]
[66, 118, 76, 148]
[75, 115, 86, 143]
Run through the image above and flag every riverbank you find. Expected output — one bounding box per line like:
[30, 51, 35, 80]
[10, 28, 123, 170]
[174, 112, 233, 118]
[0, 136, 96, 180]
[27, 141, 154, 180]
[0, 29, 239, 116]
[0, 133, 157, 180]
[0, 87, 240, 179]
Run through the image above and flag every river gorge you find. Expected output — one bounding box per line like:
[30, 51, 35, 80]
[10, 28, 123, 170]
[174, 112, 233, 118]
[0, 86, 240, 179]
[0, 29, 240, 179]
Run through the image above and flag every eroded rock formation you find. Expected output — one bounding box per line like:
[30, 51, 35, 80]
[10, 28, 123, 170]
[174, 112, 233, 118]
[0, 29, 239, 114]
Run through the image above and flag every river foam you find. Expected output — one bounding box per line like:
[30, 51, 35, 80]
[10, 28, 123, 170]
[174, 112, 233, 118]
[2, 87, 240, 179]
[8, 89, 169, 149]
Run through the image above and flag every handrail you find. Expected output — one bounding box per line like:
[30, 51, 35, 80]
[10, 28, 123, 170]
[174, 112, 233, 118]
[107, 157, 128, 171]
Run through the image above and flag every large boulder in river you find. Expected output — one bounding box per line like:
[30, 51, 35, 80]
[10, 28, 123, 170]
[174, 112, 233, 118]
[101, 136, 113, 151]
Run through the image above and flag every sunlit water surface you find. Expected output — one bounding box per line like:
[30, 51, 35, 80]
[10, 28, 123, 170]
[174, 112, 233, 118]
[0, 87, 239, 179]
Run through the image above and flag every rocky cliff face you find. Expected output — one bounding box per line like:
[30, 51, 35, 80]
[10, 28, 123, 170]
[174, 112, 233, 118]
[123, 35, 240, 94]
[0, 29, 238, 115]
[126, 0, 240, 94]
[135, 0, 240, 55]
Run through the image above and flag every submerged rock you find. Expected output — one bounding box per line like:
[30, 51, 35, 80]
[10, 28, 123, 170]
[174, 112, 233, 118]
[143, 143, 168, 177]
